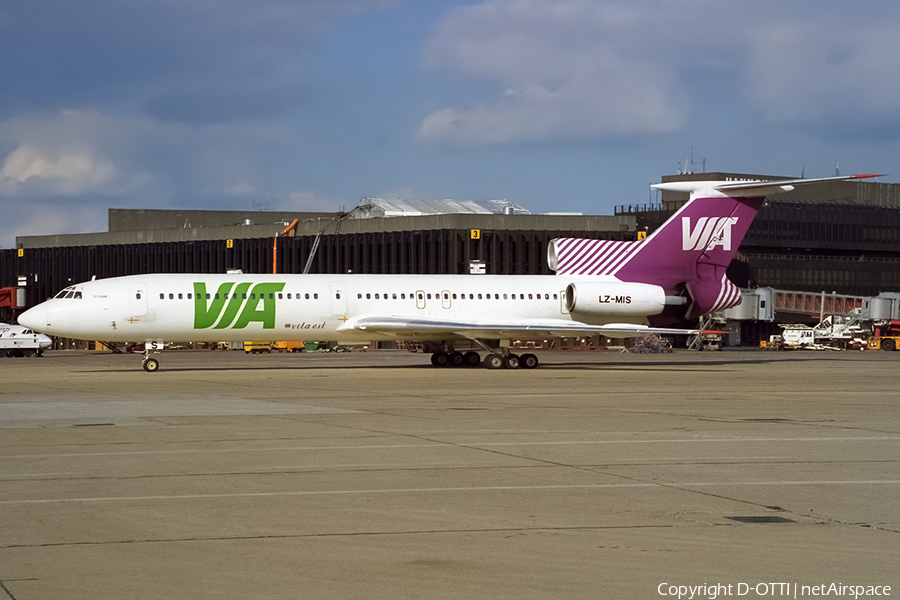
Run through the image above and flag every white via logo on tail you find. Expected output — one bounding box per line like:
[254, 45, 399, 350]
[681, 217, 738, 252]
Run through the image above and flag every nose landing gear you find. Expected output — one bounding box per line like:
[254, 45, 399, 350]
[142, 344, 161, 372]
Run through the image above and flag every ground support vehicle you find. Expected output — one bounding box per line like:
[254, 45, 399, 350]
[273, 341, 305, 353]
[867, 336, 900, 351]
[243, 341, 273, 354]
[867, 319, 900, 351]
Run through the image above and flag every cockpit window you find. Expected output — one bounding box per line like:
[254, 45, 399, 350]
[54, 286, 82, 299]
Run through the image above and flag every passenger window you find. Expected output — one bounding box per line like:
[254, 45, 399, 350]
[478, 293, 483, 300]
[314, 293, 318, 299]
[178, 293, 183, 300]
[452, 293, 457, 300]
[336, 292, 341, 300]
[206, 293, 211, 300]
[269, 293, 274, 300]
[358, 293, 363, 299]
[169, 293, 174, 300]
[553, 294, 558, 300]
[375, 293, 380, 299]
[305, 293, 310, 299]
[392, 293, 397, 299]
[528, 294, 533, 300]
[367, 293, 371, 300]
[188, 293, 192, 300]
[427, 293, 432, 300]
[159, 293, 165, 300]
[136, 293, 142, 300]
[469, 293, 474, 300]
[278, 293, 283, 300]
[401, 293, 406, 300]
[287, 293, 292, 300]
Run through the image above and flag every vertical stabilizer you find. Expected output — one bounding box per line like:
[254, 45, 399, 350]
[612, 192, 764, 317]
[550, 174, 881, 319]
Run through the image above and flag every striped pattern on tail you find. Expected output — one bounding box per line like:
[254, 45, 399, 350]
[552, 238, 639, 276]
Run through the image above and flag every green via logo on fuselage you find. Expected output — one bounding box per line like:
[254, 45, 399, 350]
[193, 282, 285, 329]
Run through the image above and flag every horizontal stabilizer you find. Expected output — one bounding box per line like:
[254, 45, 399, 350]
[652, 173, 884, 198]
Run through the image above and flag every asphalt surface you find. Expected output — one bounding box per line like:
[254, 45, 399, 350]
[1, 348, 898, 599]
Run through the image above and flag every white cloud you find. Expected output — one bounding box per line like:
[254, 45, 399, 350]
[743, 20, 900, 124]
[1, 146, 117, 192]
[419, 0, 692, 144]
[420, 0, 900, 145]
[0, 108, 298, 204]
[0, 110, 138, 197]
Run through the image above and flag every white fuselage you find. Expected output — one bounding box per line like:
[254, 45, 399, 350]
[20, 273, 659, 344]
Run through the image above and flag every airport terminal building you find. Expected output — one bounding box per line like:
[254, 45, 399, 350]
[4, 172, 900, 341]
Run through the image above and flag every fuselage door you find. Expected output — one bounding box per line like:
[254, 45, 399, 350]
[560, 289, 569, 314]
[441, 290, 452, 309]
[416, 290, 426, 310]
[329, 284, 346, 316]
[130, 284, 147, 317]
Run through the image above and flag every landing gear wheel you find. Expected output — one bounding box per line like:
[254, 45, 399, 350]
[431, 352, 450, 367]
[483, 354, 504, 369]
[463, 351, 481, 367]
[142, 358, 160, 372]
[449, 351, 465, 367]
[503, 354, 520, 369]
[520, 353, 539, 369]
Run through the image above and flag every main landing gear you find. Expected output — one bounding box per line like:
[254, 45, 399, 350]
[430, 350, 539, 370]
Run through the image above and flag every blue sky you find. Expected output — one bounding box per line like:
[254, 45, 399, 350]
[2, 0, 899, 248]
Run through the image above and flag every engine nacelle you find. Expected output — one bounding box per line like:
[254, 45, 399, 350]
[565, 281, 666, 317]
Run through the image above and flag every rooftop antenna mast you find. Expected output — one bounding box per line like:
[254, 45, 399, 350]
[678, 147, 706, 174]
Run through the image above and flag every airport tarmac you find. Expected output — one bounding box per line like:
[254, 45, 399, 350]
[1, 348, 898, 599]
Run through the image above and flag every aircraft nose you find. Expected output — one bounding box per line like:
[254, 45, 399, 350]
[17, 305, 47, 332]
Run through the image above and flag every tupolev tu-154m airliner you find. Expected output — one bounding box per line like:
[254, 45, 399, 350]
[18, 175, 880, 372]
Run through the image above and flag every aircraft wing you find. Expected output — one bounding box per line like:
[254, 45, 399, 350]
[348, 316, 702, 339]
